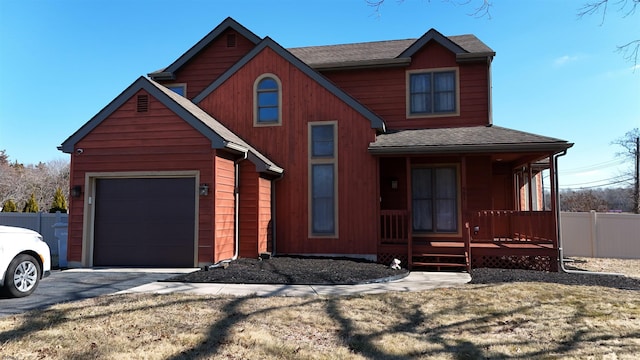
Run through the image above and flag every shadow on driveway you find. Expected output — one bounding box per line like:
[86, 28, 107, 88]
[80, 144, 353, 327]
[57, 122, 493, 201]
[0, 268, 197, 317]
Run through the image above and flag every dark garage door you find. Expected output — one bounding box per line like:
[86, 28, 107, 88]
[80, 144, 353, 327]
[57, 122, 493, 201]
[93, 177, 196, 267]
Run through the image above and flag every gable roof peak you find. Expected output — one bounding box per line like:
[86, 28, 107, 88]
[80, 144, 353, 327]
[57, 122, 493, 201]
[59, 75, 282, 175]
[192, 36, 386, 131]
[148, 17, 262, 80]
[399, 27, 465, 58]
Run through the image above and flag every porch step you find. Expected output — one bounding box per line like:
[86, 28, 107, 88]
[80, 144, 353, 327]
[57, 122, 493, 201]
[411, 252, 469, 272]
[413, 253, 466, 258]
[412, 261, 468, 268]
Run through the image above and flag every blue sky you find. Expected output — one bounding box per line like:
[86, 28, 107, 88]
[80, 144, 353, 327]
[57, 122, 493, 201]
[1, 0, 638, 189]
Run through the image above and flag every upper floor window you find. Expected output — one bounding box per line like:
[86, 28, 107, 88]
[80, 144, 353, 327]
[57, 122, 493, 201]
[311, 125, 335, 158]
[407, 69, 458, 117]
[309, 122, 338, 237]
[167, 84, 186, 97]
[254, 74, 282, 126]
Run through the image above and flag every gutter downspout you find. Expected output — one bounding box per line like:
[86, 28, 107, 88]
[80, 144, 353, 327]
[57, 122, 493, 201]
[555, 150, 625, 277]
[232, 152, 249, 261]
[270, 173, 285, 256]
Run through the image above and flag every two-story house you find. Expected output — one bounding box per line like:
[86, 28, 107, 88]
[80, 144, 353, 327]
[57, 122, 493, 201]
[59, 18, 572, 271]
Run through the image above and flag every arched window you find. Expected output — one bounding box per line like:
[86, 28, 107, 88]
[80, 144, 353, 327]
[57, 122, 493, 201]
[254, 74, 282, 126]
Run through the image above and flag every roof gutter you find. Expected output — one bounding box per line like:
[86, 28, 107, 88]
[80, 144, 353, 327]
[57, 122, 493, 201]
[148, 71, 175, 81]
[368, 142, 573, 155]
[309, 57, 411, 71]
[224, 142, 249, 155]
[456, 52, 495, 63]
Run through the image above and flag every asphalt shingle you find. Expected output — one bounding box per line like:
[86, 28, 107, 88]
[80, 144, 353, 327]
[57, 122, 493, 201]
[369, 126, 572, 154]
[289, 34, 493, 67]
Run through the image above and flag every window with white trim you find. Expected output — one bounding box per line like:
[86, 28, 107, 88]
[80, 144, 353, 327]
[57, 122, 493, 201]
[309, 122, 337, 236]
[408, 69, 458, 116]
[254, 74, 282, 126]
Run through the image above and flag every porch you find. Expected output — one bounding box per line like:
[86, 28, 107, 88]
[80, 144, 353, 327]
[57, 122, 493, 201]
[369, 126, 572, 272]
[378, 209, 559, 272]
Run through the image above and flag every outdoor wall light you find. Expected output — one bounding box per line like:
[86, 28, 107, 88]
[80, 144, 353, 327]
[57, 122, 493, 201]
[199, 184, 209, 196]
[71, 185, 82, 198]
[390, 179, 398, 190]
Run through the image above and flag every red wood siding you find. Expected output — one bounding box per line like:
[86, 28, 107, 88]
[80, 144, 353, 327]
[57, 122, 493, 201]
[238, 162, 272, 258]
[157, 29, 256, 99]
[214, 153, 236, 262]
[238, 160, 258, 257]
[257, 176, 271, 254]
[464, 155, 493, 212]
[322, 41, 490, 130]
[380, 157, 408, 211]
[67, 89, 217, 265]
[198, 47, 380, 256]
[492, 163, 515, 210]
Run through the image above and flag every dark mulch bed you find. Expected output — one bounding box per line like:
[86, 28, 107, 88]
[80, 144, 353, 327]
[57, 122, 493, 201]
[470, 267, 640, 290]
[164, 256, 409, 285]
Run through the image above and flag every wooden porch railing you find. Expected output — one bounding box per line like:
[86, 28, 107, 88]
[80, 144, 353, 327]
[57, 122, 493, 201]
[381, 210, 557, 245]
[380, 210, 409, 244]
[469, 210, 557, 244]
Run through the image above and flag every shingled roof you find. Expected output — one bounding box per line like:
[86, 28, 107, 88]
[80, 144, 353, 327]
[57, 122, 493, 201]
[289, 31, 494, 69]
[368, 126, 573, 155]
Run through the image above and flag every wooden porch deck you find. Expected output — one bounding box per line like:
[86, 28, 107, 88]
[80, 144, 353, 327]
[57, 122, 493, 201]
[379, 210, 559, 272]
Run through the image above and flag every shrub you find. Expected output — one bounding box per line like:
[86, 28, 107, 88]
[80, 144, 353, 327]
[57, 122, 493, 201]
[1, 199, 18, 212]
[49, 188, 68, 213]
[23, 193, 39, 213]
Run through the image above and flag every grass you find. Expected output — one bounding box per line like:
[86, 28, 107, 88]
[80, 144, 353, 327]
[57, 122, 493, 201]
[1, 260, 639, 359]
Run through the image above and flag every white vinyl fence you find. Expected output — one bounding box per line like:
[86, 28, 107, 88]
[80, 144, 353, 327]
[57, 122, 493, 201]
[0, 212, 68, 267]
[561, 211, 640, 259]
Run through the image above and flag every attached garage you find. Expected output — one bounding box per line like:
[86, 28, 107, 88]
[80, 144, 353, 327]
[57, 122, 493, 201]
[92, 177, 196, 267]
[59, 77, 283, 268]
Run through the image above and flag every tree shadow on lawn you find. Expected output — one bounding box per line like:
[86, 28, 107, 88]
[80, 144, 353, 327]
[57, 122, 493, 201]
[323, 289, 640, 359]
[169, 284, 640, 359]
[3, 283, 639, 359]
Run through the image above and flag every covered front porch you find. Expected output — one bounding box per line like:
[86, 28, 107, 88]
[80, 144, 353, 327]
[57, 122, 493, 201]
[379, 208, 559, 272]
[369, 126, 573, 272]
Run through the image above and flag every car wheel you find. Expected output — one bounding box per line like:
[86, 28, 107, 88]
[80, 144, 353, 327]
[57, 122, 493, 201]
[4, 254, 41, 297]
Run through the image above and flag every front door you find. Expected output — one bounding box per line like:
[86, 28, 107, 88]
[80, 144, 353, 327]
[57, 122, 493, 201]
[411, 166, 459, 234]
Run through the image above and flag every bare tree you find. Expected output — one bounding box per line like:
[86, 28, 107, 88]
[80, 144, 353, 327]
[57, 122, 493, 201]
[367, 0, 638, 66]
[560, 189, 610, 212]
[0, 151, 70, 212]
[366, 0, 493, 18]
[611, 128, 640, 213]
[577, 0, 639, 67]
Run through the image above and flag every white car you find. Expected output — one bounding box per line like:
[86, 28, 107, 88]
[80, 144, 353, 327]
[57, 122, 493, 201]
[0, 225, 51, 297]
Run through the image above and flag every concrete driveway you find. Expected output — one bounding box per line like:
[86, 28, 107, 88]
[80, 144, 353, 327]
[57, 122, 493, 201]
[0, 268, 197, 317]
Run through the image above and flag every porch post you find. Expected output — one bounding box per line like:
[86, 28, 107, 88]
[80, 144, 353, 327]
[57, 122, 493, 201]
[461, 156, 467, 220]
[405, 157, 412, 269]
[527, 162, 533, 211]
[461, 156, 470, 271]
[548, 154, 558, 244]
